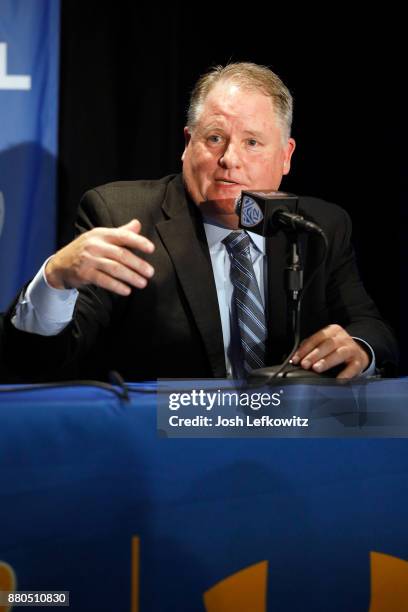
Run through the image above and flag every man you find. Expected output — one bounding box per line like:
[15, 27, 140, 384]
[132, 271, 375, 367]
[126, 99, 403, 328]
[3, 63, 397, 381]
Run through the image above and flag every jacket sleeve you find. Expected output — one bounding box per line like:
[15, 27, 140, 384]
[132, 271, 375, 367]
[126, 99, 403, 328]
[2, 189, 125, 382]
[324, 207, 398, 376]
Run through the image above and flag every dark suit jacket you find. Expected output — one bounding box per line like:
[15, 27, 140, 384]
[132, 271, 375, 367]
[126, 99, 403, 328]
[3, 173, 398, 382]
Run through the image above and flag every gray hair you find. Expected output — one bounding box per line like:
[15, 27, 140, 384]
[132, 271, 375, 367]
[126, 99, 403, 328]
[186, 62, 293, 141]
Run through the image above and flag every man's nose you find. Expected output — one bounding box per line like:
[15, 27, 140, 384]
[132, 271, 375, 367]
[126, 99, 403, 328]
[219, 142, 242, 168]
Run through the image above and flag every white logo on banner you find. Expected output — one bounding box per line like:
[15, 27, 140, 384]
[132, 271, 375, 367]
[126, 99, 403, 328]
[0, 192, 4, 237]
[0, 43, 31, 90]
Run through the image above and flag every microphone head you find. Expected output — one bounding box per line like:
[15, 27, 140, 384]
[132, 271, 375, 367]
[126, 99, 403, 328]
[236, 191, 299, 236]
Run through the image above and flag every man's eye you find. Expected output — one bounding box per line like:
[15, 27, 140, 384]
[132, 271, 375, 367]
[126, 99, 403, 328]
[207, 134, 223, 144]
[247, 138, 258, 147]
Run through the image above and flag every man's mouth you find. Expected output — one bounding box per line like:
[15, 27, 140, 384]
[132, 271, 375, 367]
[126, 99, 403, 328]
[216, 179, 240, 185]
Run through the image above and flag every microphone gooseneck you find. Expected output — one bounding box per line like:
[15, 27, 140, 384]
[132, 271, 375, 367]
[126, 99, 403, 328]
[269, 206, 325, 237]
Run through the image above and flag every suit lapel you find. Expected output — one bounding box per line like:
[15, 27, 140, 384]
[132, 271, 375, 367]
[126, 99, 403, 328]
[156, 176, 226, 377]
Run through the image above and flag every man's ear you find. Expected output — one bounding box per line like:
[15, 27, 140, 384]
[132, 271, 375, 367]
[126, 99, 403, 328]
[181, 127, 191, 162]
[283, 138, 296, 176]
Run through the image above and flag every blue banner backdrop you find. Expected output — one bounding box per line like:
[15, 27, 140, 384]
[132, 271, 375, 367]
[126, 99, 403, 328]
[0, 0, 60, 311]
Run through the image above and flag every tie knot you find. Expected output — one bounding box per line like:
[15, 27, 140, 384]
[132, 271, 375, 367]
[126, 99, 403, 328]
[222, 231, 251, 257]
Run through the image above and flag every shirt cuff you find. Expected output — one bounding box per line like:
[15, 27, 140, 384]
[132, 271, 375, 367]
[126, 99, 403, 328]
[26, 257, 78, 320]
[12, 258, 78, 335]
[352, 337, 376, 377]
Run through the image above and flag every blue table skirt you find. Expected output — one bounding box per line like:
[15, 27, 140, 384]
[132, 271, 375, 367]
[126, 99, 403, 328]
[0, 381, 407, 611]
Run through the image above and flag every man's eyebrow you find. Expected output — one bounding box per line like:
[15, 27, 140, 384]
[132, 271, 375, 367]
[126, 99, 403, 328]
[242, 129, 264, 138]
[197, 125, 265, 137]
[200, 123, 226, 132]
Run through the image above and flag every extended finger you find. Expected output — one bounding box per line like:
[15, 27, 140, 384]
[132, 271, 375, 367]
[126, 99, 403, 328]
[98, 226, 155, 254]
[122, 219, 142, 233]
[310, 345, 354, 373]
[91, 269, 134, 296]
[90, 241, 154, 279]
[297, 336, 338, 369]
[292, 325, 344, 364]
[291, 332, 327, 364]
[95, 257, 151, 289]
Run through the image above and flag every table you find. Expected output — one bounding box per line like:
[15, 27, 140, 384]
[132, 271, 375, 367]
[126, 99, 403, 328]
[1, 380, 408, 611]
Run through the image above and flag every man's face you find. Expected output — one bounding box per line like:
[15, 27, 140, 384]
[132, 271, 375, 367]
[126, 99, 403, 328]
[182, 81, 296, 228]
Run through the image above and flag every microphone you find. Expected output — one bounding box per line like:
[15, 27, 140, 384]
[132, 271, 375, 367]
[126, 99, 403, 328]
[234, 190, 330, 383]
[235, 190, 324, 237]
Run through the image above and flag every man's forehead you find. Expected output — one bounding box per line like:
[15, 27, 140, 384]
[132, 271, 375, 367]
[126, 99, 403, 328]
[198, 82, 276, 124]
[195, 106, 277, 137]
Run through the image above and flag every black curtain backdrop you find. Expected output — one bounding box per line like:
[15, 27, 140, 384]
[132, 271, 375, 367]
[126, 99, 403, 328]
[58, 2, 405, 370]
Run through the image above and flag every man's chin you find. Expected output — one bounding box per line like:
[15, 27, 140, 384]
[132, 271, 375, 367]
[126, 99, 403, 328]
[198, 198, 240, 229]
[199, 197, 237, 215]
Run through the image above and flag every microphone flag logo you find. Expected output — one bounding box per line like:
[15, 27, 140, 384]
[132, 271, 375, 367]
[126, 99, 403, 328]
[241, 196, 263, 227]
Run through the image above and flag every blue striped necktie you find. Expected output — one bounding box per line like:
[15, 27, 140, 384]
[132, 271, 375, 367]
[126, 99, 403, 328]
[223, 231, 267, 374]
